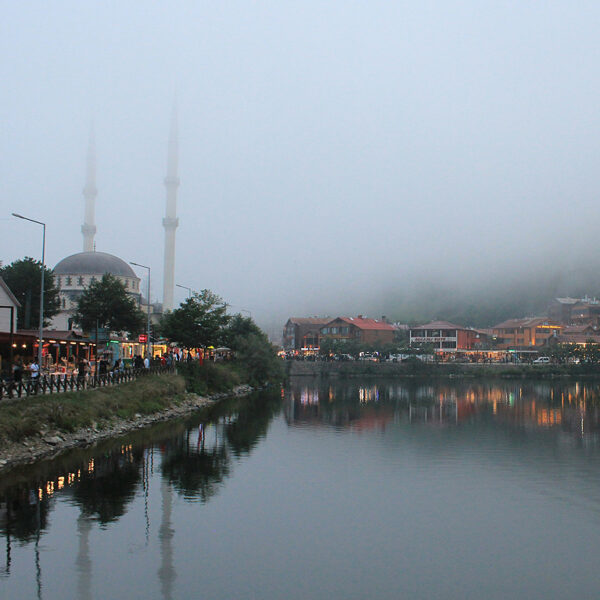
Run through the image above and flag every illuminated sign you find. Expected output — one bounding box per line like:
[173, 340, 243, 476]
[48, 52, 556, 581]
[138, 334, 148, 343]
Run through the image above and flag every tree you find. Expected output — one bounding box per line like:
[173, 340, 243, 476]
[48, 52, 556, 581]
[223, 314, 263, 349]
[0, 257, 60, 328]
[73, 273, 145, 336]
[159, 289, 230, 349]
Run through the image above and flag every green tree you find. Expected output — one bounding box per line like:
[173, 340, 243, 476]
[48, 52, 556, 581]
[223, 314, 263, 349]
[159, 289, 230, 349]
[73, 273, 145, 336]
[0, 257, 60, 328]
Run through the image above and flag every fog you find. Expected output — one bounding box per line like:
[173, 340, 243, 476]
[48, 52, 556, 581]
[2, 2, 600, 337]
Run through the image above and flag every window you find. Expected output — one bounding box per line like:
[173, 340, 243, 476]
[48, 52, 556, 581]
[62, 298, 66, 309]
[341, 327, 349, 334]
[57, 277, 62, 287]
[321, 328, 329, 334]
[124, 279, 129, 288]
[90, 276, 96, 284]
[77, 276, 84, 286]
[331, 327, 338, 334]
[66, 276, 72, 286]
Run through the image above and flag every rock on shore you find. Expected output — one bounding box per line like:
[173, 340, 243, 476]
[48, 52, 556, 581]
[0, 384, 254, 474]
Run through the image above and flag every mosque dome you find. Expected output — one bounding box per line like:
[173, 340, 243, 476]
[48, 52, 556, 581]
[54, 251, 137, 278]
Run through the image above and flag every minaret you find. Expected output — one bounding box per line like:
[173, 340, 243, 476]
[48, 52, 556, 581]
[81, 125, 97, 252]
[162, 105, 180, 312]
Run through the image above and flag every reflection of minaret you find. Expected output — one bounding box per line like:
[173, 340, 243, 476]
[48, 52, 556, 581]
[81, 125, 97, 252]
[76, 513, 93, 600]
[158, 479, 175, 600]
[162, 105, 180, 312]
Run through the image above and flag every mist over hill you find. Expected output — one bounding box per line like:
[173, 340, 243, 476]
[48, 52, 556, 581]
[381, 262, 600, 328]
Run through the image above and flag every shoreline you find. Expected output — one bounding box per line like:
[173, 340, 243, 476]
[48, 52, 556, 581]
[286, 360, 600, 379]
[0, 384, 254, 475]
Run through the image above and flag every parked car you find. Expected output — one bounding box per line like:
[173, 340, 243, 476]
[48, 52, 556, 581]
[533, 356, 550, 364]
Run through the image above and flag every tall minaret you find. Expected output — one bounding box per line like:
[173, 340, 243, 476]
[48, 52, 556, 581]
[162, 105, 179, 312]
[81, 125, 97, 252]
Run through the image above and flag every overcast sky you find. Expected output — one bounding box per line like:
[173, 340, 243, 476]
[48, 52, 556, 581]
[2, 1, 600, 335]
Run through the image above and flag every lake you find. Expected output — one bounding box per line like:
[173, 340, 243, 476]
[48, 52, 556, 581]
[1, 377, 600, 599]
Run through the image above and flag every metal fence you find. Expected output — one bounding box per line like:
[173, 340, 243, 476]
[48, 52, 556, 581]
[0, 365, 176, 400]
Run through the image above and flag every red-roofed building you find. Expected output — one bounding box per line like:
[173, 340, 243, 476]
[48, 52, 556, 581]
[320, 316, 396, 345]
[409, 320, 484, 352]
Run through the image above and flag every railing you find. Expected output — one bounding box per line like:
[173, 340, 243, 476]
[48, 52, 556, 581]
[0, 365, 176, 400]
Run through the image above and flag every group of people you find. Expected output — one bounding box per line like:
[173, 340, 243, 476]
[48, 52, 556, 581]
[10, 355, 39, 383]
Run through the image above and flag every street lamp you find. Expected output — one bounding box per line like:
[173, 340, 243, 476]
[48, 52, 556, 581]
[130, 262, 151, 360]
[12, 213, 46, 372]
[227, 304, 252, 318]
[176, 284, 194, 298]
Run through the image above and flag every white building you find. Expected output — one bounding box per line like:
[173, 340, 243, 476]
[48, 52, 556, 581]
[51, 252, 141, 330]
[0, 277, 20, 333]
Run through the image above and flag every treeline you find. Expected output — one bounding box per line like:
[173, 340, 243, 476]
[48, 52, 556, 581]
[159, 292, 283, 391]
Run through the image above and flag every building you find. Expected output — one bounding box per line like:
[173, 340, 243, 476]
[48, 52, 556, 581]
[547, 297, 600, 326]
[552, 324, 600, 346]
[491, 317, 562, 349]
[409, 320, 484, 352]
[51, 112, 180, 330]
[0, 277, 20, 333]
[320, 316, 396, 345]
[283, 318, 331, 351]
[51, 252, 141, 330]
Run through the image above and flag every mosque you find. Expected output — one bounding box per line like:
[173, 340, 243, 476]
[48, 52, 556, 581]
[50, 110, 180, 330]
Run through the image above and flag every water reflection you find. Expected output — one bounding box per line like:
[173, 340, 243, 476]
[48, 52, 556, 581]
[2, 382, 600, 598]
[0, 389, 282, 599]
[285, 379, 600, 441]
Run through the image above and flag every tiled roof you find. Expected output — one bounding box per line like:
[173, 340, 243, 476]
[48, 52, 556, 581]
[562, 325, 596, 334]
[492, 317, 561, 330]
[411, 320, 465, 331]
[556, 333, 600, 344]
[332, 316, 396, 331]
[287, 317, 331, 326]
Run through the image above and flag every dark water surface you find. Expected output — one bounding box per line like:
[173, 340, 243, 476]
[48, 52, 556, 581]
[2, 378, 600, 599]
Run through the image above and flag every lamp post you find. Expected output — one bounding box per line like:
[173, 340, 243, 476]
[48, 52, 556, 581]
[12, 213, 45, 372]
[176, 284, 193, 299]
[130, 262, 151, 360]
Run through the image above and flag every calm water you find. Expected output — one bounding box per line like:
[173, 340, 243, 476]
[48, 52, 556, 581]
[2, 378, 600, 599]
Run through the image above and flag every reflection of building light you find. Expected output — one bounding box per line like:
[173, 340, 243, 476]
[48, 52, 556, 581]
[46, 481, 54, 496]
[88, 459, 94, 473]
[68, 472, 75, 485]
[300, 388, 319, 405]
[359, 386, 379, 403]
[58, 476, 65, 490]
[537, 409, 562, 426]
[38, 488, 43, 501]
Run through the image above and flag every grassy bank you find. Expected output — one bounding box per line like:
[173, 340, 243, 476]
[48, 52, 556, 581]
[0, 374, 187, 449]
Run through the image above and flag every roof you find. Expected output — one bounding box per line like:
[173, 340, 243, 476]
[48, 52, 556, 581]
[554, 297, 580, 305]
[0, 277, 21, 308]
[54, 251, 137, 278]
[411, 320, 466, 331]
[555, 333, 600, 344]
[492, 317, 562, 330]
[287, 317, 331, 326]
[19, 329, 92, 342]
[562, 325, 596, 334]
[331, 316, 396, 331]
